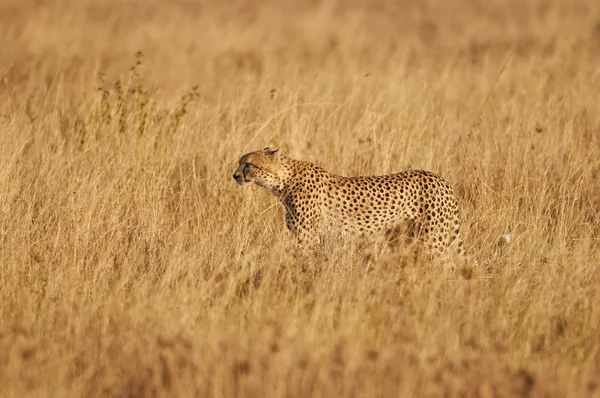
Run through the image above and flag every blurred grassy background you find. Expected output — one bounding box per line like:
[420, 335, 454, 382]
[0, 0, 599, 396]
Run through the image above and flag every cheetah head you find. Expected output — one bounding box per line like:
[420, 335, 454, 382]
[233, 147, 284, 191]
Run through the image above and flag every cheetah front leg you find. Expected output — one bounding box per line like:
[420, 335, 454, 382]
[283, 203, 322, 248]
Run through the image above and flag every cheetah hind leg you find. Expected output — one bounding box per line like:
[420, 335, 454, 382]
[387, 220, 475, 271]
[384, 219, 419, 249]
[384, 219, 430, 263]
[446, 231, 480, 275]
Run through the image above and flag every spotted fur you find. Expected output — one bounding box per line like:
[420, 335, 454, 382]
[233, 147, 465, 256]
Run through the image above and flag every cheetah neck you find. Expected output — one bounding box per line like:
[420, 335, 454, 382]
[269, 156, 327, 199]
[266, 156, 297, 197]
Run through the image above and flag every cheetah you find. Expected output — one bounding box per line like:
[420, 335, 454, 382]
[233, 147, 465, 257]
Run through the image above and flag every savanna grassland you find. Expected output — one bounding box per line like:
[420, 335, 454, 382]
[1, 0, 599, 396]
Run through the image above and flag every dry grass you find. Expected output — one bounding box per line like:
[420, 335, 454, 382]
[1, 0, 599, 396]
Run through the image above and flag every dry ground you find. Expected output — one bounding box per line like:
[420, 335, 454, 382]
[1, 0, 599, 396]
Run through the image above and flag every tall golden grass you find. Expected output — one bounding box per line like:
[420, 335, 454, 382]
[1, 0, 599, 396]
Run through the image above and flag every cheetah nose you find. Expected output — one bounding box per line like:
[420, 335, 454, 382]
[233, 173, 240, 181]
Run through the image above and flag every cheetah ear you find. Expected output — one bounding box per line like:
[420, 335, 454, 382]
[265, 147, 280, 160]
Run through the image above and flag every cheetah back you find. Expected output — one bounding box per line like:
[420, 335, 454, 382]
[320, 170, 463, 255]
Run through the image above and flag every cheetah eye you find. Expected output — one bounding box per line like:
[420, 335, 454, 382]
[243, 163, 257, 175]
